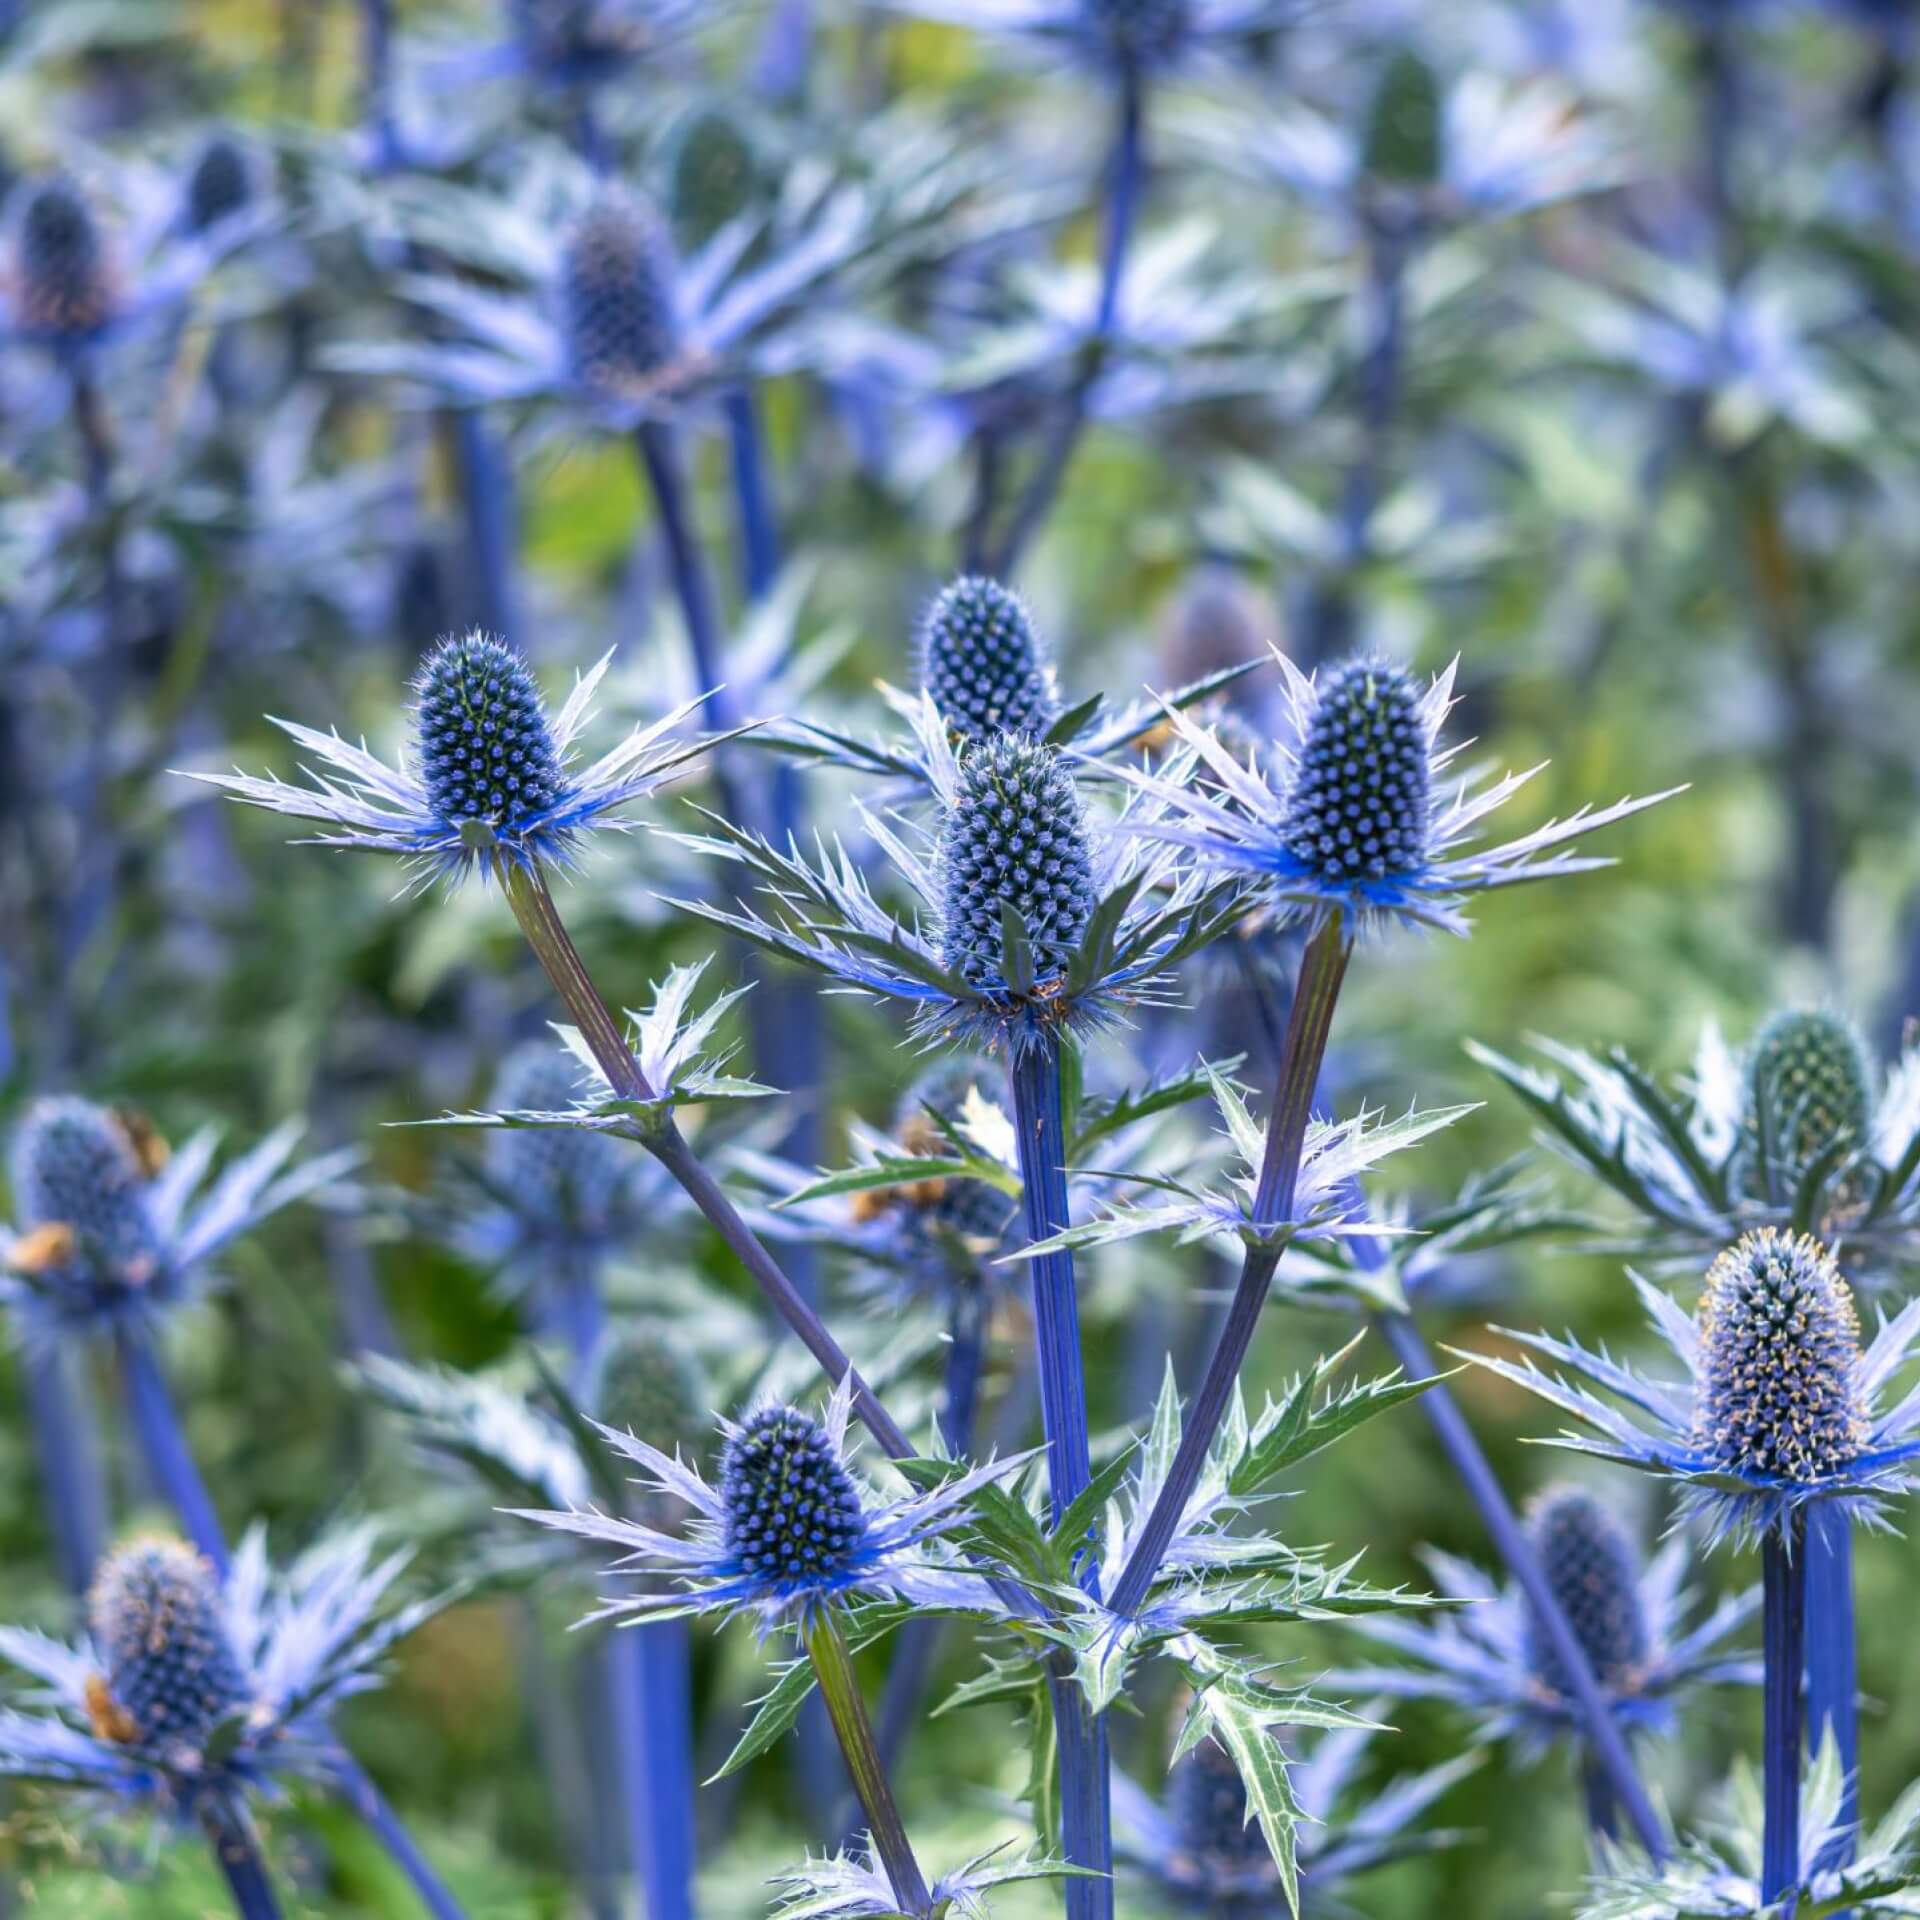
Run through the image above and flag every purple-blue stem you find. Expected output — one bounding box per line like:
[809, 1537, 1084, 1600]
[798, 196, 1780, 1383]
[606, 1623, 697, 1920]
[327, 1762, 470, 1920]
[990, 66, 1144, 576]
[21, 1341, 109, 1598]
[1108, 923, 1352, 1618]
[359, 0, 399, 170]
[1763, 1517, 1808, 1906]
[450, 412, 521, 652]
[1006, 1038, 1112, 1919]
[115, 1324, 229, 1575]
[723, 388, 781, 603]
[755, 0, 813, 100]
[202, 1798, 284, 1920]
[1805, 1504, 1858, 1890]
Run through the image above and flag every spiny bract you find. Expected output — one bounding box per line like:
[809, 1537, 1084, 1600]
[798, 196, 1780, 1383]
[921, 577, 1060, 745]
[719, 1406, 866, 1595]
[413, 634, 565, 841]
[1693, 1229, 1867, 1486]
[1745, 1008, 1873, 1174]
[184, 133, 253, 234]
[87, 1538, 250, 1752]
[561, 196, 680, 392]
[10, 1097, 161, 1292]
[12, 177, 119, 341]
[1521, 1486, 1650, 1699]
[938, 734, 1095, 990]
[486, 1046, 620, 1230]
[1280, 657, 1432, 887]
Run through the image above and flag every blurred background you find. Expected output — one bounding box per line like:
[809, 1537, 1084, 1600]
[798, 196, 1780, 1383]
[2, 0, 1918, 1913]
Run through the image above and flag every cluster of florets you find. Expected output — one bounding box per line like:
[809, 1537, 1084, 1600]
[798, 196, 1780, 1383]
[9, 1098, 163, 1304]
[1081, 0, 1193, 68]
[1165, 1736, 1275, 1895]
[10, 177, 121, 342]
[938, 735, 1096, 990]
[1693, 1229, 1867, 1486]
[413, 634, 565, 839]
[1280, 657, 1432, 886]
[85, 1539, 251, 1756]
[596, 1329, 711, 1527]
[486, 1047, 622, 1232]
[719, 1406, 867, 1596]
[510, 0, 652, 73]
[920, 577, 1060, 745]
[184, 133, 254, 234]
[1521, 1486, 1650, 1701]
[560, 196, 681, 392]
[1744, 1009, 1873, 1176]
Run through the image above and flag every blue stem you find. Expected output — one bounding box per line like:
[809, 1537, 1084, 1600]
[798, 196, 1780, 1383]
[1764, 1519, 1808, 1907]
[1806, 1504, 1858, 1886]
[21, 1341, 109, 1597]
[723, 388, 781, 603]
[1005, 1039, 1111, 1920]
[201, 1799, 283, 1920]
[608, 1622, 697, 1920]
[359, 0, 399, 169]
[1095, 71, 1144, 339]
[329, 1756, 470, 1920]
[115, 1325, 228, 1575]
[450, 412, 520, 650]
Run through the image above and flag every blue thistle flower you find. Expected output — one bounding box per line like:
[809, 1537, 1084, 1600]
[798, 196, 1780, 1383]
[1117, 649, 1679, 936]
[1164, 1737, 1274, 1896]
[8, 177, 121, 346]
[182, 133, 256, 236]
[920, 577, 1060, 745]
[1744, 1010, 1873, 1179]
[1079, 0, 1192, 69]
[1522, 1487, 1653, 1700]
[1361, 49, 1445, 185]
[87, 1539, 251, 1754]
[512, 1379, 1031, 1630]
[185, 632, 720, 886]
[485, 1048, 627, 1241]
[1464, 1232, 1920, 1545]
[1693, 1231, 1868, 1488]
[938, 734, 1097, 991]
[560, 196, 682, 402]
[876, 0, 1286, 78]
[2, 1097, 350, 1340]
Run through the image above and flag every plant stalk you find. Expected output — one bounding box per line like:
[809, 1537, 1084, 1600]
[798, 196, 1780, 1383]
[723, 388, 781, 602]
[201, 1799, 284, 1920]
[1805, 1503, 1858, 1888]
[805, 1608, 932, 1916]
[1764, 1514, 1809, 1908]
[115, 1325, 229, 1575]
[21, 1341, 109, 1597]
[607, 1621, 697, 1920]
[328, 1759, 470, 1920]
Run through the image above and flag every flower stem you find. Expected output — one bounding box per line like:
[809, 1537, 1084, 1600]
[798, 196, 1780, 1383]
[607, 1621, 697, 1920]
[115, 1324, 229, 1575]
[1764, 1514, 1809, 1908]
[1108, 923, 1351, 1618]
[1805, 1504, 1858, 1890]
[723, 387, 781, 602]
[359, 0, 399, 168]
[449, 411, 521, 652]
[21, 1341, 109, 1598]
[497, 860, 910, 1460]
[201, 1799, 284, 1920]
[1581, 1757, 1618, 1843]
[329, 1757, 470, 1920]
[804, 1608, 932, 1916]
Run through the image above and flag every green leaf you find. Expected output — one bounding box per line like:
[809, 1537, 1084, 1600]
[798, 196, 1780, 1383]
[1231, 1350, 1447, 1497]
[710, 1653, 818, 1782]
[1180, 1651, 1306, 1918]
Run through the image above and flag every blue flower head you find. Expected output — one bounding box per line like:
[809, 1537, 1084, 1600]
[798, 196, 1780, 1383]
[486, 1048, 627, 1242]
[8, 177, 121, 347]
[720, 1406, 870, 1603]
[1081, 0, 1193, 72]
[920, 576, 1061, 746]
[182, 133, 256, 237]
[939, 734, 1097, 991]
[879, 0, 1286, 80]
[1118, 649, 1679, 937]
[1743, 1009, 1873, 1181]
[507, 0, 661, 87]
[1164, 1735, 1275, 1901]
[9, 1099, 163, 1307]
[1693, 1230, 1867, 1489]
[1522, 1486, 1651, 1702]
[561, 195, 682, 403]
[1362, 49, 1445, 186]
[186, 632, 721, 886]
[87, 1539, 251, 1756]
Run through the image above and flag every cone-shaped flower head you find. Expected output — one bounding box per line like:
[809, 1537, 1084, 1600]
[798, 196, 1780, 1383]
[184, 133, 254, 235]
[485, 1045, 622, 1233]
[509, 0, 651, 76]
[596, 1327, 709, 1456]
[561, 194, 680, 396]
[719, 1405, 868, 1603]
[1281, 656, 1432, 890]
[1166, 1736, 1275, 1893]
[1521, 1487, 1651, 1700]
[415, 633, 565, 842]
[1080, 0, 1193, 68]
[666, 108, 759, 248]
[939, 734, 1095, 989]
[890, 1066, 1016, 1251]
[1694, 1230, 1867, 1486]
[1362, 49, 1444, 185]
[9, 1098, 161, 1301]
[920, 577, 1060, 745]
[87, 1539, 250, 1752]
[1745, 1010, 1873, 1176]
[10, 176, 120, 343]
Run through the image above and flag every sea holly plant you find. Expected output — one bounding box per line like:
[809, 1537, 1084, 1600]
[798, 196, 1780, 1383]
[0, 1530, 449, 1920]
[1463, 1229, 1920, 1902]
[1327, 1486, 1760, 1839]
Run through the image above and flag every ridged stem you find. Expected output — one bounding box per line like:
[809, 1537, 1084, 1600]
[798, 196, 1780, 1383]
[805, 1608, 932, 1916]
[723, 387, 781, 602]
[201, 1799, 284, 1920]
[607, 1622, 697, 1920]
[1108, 923, 1351, 1618]
[359, 0, 398, 169]
[1581, 1757, 1618, 1845]
[497, 861, 909, 1460]
[21, 1341, 109, 1597]
[115, 1324, 228, 1575]
[1764, 1515, 1808, 1908]
[450, 412, 521, 652]
[1005, 1039, 1112, 1920]
[1806, 1504, 1858, 1890]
